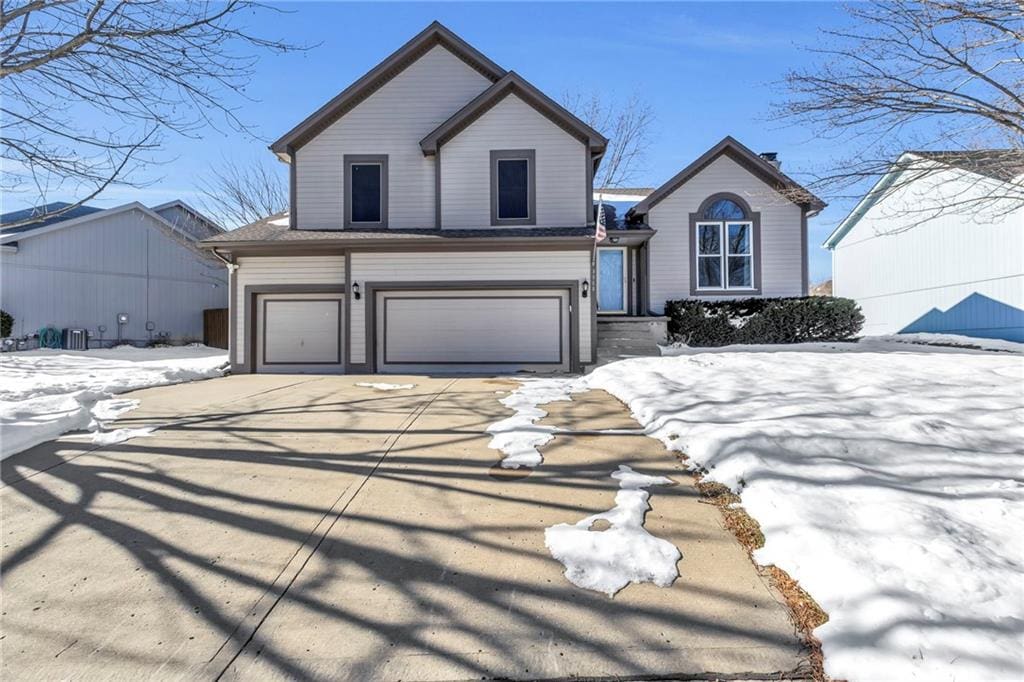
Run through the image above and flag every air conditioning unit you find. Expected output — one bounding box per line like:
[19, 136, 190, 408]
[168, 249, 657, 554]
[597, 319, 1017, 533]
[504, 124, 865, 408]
[62, 328, 88, 351]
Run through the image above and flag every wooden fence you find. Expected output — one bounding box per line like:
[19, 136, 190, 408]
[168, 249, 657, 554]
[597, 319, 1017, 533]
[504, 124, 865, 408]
[203, 308, 229, 349]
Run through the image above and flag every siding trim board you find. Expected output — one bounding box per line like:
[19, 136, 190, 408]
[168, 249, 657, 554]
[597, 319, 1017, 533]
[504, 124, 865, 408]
[363, 280, 581, 373]
[288, 147, 297, 229]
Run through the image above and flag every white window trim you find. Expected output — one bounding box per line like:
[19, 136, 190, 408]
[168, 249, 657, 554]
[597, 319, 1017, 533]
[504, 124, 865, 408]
[496, 157, 531, 220]
[597, 246, 628, 314]
[694, 221, 756, 292]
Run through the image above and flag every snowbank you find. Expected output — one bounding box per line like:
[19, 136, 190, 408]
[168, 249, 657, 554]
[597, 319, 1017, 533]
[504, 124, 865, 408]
[586, 343, 1024, 681]
[1, 345, 228, 459]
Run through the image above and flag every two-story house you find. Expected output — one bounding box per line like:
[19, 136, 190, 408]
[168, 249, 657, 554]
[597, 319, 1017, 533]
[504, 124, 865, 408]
[201, 21, 824, 374]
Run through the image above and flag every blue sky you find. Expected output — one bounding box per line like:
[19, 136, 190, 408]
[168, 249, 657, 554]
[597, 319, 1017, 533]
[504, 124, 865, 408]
[32, 2, 859, 284]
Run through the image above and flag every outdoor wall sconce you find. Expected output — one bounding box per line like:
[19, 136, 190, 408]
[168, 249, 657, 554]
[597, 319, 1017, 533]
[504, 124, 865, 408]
[609, 236, 620, 244]
[352, 282, 361, 300]
[582, 280, 589, 298]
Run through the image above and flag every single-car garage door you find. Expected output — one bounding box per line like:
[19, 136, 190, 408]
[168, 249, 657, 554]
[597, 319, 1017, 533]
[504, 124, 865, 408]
[256, 293, 344, 373]
[375, 288, 572, 373]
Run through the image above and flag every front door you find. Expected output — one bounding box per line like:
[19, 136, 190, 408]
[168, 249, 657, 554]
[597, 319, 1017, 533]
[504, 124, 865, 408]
[597, 247, 626, 313]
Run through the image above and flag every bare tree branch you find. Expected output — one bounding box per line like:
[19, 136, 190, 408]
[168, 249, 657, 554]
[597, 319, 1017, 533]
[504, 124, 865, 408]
[562, 90, 655, 190]
[197, 155, 287, 229]
[0, 0, 309, 227]
[775, 0, 1024, 225]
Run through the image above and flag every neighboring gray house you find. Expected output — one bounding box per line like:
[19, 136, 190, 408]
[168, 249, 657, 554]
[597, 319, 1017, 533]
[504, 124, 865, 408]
[826, 151, 1024, 342]
[1, 200, 228, 345]
[200, 21, 823, 374]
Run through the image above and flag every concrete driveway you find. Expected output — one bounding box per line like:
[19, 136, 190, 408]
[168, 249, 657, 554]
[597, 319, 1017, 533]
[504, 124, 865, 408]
[1, 375, 808, 680]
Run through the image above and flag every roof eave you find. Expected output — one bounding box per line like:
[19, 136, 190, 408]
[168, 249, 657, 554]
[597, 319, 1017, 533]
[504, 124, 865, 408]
[199, 235, 595, 250]
[419, 72, 608, 156]
[631, 136, 825, 216]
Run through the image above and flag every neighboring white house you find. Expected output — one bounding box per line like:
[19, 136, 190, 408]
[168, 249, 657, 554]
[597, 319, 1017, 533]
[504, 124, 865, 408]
[1, 200, 228, 345]
[200, 21, 822, 374]
[825, 151, 1024, 342]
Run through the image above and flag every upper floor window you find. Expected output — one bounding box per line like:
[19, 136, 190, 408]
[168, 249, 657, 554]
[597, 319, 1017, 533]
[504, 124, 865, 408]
[691, 193, 760, 293]
[344, 154, 388, 228]
[490, 149, 536, 226]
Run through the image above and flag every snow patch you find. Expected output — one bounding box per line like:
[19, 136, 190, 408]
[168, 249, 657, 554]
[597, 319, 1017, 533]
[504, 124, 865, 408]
[587, 343, 1024, 681]
[1, 346, 228, 459]
[486, 377, 582, 468]
[91, 426, 157, 446]
[354, 382, 415, 391]
[545, 465, 680, 597]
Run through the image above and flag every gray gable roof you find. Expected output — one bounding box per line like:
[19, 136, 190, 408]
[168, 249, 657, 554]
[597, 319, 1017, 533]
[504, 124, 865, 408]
[0, 202, 104, 234]
[269, 21, 507, 155]
[628, 136, 826, 217]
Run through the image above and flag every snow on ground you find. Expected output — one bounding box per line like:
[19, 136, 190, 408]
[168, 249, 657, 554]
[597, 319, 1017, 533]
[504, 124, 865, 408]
[0, 345, 228, 459]
[485, 378, 583, 468]
[871, 331, 1024, 353]
[584, 341, 1024, 682]
[545, 464, 681, 597]
[354, 382, 416, 391]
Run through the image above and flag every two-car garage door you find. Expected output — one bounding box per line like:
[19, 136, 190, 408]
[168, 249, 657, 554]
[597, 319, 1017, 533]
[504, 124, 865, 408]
[375, 288, 572, 373]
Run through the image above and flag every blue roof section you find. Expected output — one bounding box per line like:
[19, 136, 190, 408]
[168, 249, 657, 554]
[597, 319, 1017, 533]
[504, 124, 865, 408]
[0, 202, 104, 235]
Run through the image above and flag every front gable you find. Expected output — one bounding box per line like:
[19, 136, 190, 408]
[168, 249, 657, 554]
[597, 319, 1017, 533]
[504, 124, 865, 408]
[641, 139, 816, 308]
[293, 43, 496, 230]
[438, 92, 590, 228]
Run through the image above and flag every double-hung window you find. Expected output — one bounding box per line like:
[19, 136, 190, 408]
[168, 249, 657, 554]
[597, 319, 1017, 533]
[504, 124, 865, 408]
[490, 150, 536, 226]
[344, 155, 388, 228]
[694, 197, 756, 291]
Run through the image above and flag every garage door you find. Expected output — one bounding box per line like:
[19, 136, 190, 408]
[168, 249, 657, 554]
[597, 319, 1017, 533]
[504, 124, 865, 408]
[375, 289, 571, 373]
[256, 293, 344, 373]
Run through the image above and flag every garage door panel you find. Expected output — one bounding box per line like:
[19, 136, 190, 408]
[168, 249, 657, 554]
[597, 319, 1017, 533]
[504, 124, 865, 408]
[376, 289, 571, 373]
[263, 299, 341, 364]
[256, 294, 344, 374]
[384, 297, 563, 364]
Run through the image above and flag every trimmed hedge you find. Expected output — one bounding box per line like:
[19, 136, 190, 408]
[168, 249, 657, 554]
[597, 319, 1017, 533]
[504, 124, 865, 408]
[0, 309, 11, 338]
[666, 296, 864, 347]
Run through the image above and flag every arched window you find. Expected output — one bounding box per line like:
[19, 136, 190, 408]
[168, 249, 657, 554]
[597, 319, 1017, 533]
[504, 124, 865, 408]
[693, 193, 757, 292]
[702, 198, 747, 221]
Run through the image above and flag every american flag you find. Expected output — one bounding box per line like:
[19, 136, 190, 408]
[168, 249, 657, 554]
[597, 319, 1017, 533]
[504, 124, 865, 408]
[595, 194, 607, 242]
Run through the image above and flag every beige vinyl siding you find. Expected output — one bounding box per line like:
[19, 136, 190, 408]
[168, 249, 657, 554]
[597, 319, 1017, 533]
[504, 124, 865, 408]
[349, 249, 592, 364]
[646, 154, 804, 312]
[294, 45, 492, 230]
[439, 94, 587, 228]
[233, 256, 345, 363]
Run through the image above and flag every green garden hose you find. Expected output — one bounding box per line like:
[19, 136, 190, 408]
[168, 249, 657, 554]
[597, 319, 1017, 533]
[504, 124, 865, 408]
[38, 326, 61, 349]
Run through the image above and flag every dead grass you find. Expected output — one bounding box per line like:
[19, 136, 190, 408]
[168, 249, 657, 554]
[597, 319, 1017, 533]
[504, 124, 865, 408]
[695, 477, 832, 681]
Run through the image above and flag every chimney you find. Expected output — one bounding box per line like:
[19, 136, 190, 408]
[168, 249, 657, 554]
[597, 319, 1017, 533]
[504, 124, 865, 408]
[759, 152, 781, 169]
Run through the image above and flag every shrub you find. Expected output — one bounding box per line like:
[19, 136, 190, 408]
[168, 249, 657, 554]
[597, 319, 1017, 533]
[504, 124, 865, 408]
[0, 309, 12, 338]
[666, 296, 864, 347]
